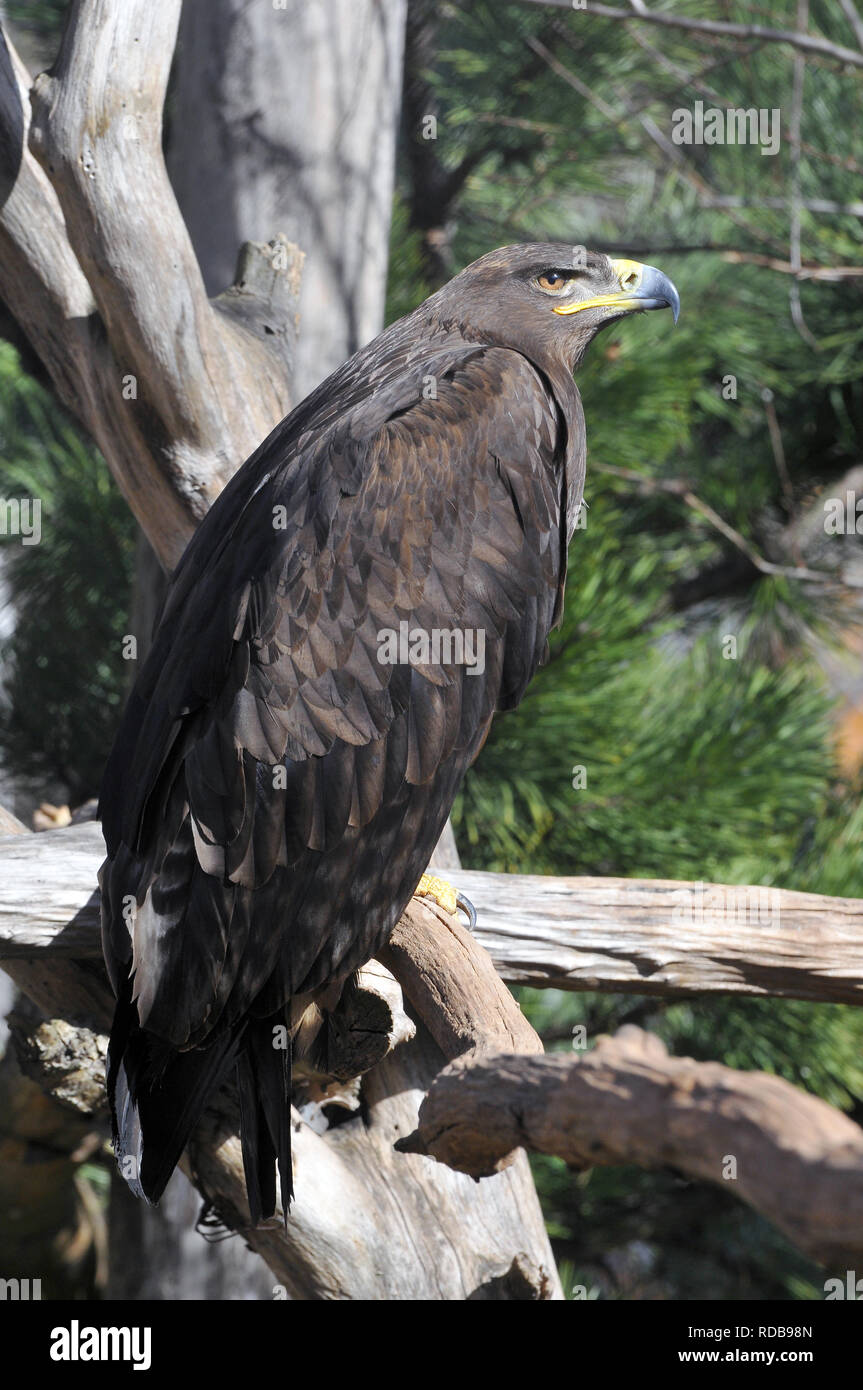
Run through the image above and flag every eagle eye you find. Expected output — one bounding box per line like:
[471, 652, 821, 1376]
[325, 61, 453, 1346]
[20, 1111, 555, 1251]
[536, 270, 574, 294]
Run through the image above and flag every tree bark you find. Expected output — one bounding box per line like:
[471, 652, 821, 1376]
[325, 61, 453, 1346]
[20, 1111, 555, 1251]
[0, 7, 302, 570]
[167, 0, 407, 399]
[2, 828, 561, 1300]
[399, 1024, 863, 1268]
[6, 822, 863, 1008]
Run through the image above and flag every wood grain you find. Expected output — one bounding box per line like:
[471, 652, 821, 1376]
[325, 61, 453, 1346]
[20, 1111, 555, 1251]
[0, 827, 560, 1299]
[4, 823, 862, 1007]
[0, 10, 301, 570]
[399, 1024, 863, 1266]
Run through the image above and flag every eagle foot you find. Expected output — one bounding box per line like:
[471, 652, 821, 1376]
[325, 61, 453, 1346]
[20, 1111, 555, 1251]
[414, 873, 477, 932]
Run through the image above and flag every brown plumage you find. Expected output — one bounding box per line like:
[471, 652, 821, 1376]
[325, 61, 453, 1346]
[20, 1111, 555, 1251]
[98, 243, 679, 1222]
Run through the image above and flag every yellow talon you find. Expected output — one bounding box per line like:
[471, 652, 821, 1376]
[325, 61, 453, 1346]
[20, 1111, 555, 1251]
[414, 872, 459, 915]
[414, 873, 477, 931]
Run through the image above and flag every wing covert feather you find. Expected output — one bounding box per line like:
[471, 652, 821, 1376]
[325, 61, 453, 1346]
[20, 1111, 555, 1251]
[100, 345, 571, 1044]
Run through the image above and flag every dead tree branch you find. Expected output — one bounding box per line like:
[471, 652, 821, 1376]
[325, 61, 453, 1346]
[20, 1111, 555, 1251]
[4, 821, 863, 1273]
[0, 823, 559, 1299]
[399, 1024, 863, 1267]
[4, 822, 862, 1008]
[0, 8, 302, 568]
[518, 0, 863, 70]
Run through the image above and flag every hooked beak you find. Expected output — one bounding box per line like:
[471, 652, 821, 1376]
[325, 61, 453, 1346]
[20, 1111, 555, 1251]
[553, 258, 680, 325]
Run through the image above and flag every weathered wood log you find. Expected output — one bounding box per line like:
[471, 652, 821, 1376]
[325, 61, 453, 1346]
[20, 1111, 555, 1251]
[457, 868, 863, 1005]
[4, 822, 862, 1007]
[4, 906, 560, 1300]
[398, 1024, 863, 1267]
[381, 899, 541, 1061]
[0, 994, 108, 1297]
[0, 813, 115, 1033]
[0, 810, 560, 1299]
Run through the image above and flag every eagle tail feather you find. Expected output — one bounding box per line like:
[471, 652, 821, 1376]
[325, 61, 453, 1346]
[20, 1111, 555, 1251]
[107, 982, 244, 1207]
[237, 1017, 293, 1227]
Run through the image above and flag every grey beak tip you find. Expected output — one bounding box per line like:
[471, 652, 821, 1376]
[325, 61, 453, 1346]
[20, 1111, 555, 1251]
[661, 275, 681, 326]
[640, 263, 680, 326]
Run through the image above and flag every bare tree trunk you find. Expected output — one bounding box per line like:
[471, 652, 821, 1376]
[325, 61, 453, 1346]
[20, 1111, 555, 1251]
[167, 0, 407, 399]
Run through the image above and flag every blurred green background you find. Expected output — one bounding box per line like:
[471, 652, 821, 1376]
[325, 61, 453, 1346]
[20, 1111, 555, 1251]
[2, 0, 862, 1299]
